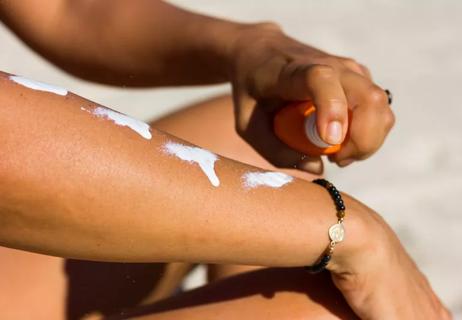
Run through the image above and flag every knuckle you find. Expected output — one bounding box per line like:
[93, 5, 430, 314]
[254, 21, 282, 32]
[306, 64, 336, 82]
[360, 63, 371, 74]
[383, 109, 396, 131]
[317, 98, 348, 117]
[342, 57, 359, 67]
[365, 86, 388, 106]
[340, 57, 368, 75]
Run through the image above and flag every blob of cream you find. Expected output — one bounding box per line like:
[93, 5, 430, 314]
[243, 171, 293, 189]
[9, 75, 68, 96]
[82, 106, 152, 140]
[163, 142, 220, 187]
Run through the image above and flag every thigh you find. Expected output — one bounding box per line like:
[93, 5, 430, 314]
[0, 247, 66, 320]
[111, 268, 357, 320]
[0, 247, 191, 319]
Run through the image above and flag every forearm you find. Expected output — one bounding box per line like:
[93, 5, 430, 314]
[0, 0, 244, 86]
[0, 71, 364, 266]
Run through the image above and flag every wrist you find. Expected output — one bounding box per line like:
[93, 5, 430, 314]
[227, 21, 284, 80]
[196, 19, 247, 81]
[327, 193, 383, 273]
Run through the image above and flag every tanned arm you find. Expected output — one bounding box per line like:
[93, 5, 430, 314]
[0, 0, 240, 86]
[0, 71, 363, 265]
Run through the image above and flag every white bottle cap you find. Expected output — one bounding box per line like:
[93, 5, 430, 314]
[304, 112, 332, 148]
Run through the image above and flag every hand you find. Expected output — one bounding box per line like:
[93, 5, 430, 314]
[230, 23, 395, 174]
[329, 196, 452, 319]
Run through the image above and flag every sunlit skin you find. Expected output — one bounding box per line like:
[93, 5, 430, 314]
[0, 73, 449, 319]
[0, 0, 451, 319]
[0, 0, 395, 173]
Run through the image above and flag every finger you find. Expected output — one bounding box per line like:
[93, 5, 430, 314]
[359, 64, 372, 80]
[297, 156, 323, 175]
[340, 58, 370, 78]
[330, 73, 395, 163]
[334, 103, 393, 164]
[325, 153, 351, 169]
[277, 64, 349, 145]
[335, 56, 373, 80]
[337, 158, 354, 167]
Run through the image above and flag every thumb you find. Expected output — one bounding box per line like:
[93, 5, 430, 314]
[276, 63, 349, 145]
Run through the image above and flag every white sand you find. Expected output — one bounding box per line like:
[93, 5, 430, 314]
[1, 0, 461, 315]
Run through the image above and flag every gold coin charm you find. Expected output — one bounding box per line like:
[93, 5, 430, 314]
[328, 223, 345, 243]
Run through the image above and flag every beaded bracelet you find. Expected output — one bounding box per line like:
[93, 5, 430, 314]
[305, 178, 346, 273]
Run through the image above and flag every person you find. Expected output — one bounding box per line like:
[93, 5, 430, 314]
[0, 1, 450, 319]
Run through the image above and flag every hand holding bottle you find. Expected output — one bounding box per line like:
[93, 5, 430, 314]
[231, 23, 395, 173]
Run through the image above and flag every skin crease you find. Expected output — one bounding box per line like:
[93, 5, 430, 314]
[0, 0, 451, 318]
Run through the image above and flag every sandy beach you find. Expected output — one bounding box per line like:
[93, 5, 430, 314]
[1, 0, 461, 316]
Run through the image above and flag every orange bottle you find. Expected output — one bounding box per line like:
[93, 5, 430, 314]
[274, 101, 343, 156]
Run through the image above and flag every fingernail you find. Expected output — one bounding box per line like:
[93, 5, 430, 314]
[326, 121, 343, 145]
[338, 159, 354, 167]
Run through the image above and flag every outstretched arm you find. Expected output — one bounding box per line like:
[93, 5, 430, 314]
[0, 72, 448, 318]
[0, 70, 357, 265]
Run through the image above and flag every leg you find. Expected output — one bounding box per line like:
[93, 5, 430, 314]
[110, 268, 357, 320]
[64, 260, 194, 319]
[0, 247, 66, 320]
[0, 246, 190, 320]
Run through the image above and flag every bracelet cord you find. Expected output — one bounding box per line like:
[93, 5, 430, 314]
[305, 178, 346, 273]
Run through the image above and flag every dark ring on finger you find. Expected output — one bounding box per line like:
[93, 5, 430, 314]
[385, 89, 393, 105]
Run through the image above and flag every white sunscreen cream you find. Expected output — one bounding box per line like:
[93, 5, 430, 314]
[82, 106, 152, 140]
[163, 142, 220, 187]
[242, 171, 293, 189]
[9, 75, 68, 96]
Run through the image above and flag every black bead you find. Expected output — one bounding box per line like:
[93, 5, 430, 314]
[307, 178, 346, 273]
[305, 254, 331, 273]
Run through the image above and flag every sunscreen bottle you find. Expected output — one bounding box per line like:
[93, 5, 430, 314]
[274, 101, 344, 156]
